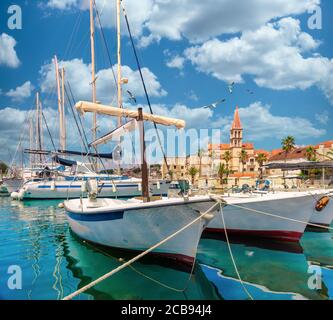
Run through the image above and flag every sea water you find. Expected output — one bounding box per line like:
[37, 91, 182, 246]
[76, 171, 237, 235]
[0, 196, 332, 300]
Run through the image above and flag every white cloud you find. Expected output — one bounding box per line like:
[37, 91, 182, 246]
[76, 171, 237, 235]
[39, 58, 166, 104]
[166, 55, 185, 70]
[0, 33, 20, 68]
[5, 81, 34, 102]
[315, 110, 329, 125]
[44, 0, 319, 45]
[232, 102, 325, 141]
[185, 17, 333, 103]
[46, 0, 79, 10]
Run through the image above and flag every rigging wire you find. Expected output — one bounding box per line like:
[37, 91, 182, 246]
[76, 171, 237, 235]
[121, 2, 170, 175]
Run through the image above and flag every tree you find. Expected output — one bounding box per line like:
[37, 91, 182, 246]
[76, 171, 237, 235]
[239, 149, 248, 173]
[0, 162, 8, 174]
[256, 153, 268, 179]
[222, 150, 232, 181]
[197, 148, 204, 177]
[188, 166, 199, 185]
[281, 136, 296, 186]
[305, 146, 317, 161]
[217, 163, 227, 186]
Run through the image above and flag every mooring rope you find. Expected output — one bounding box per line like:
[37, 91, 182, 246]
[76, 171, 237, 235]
[62, 199, 222, 300]
[219, 203, 254, 300]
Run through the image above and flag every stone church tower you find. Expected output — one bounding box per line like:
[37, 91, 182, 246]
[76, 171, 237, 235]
[230, 106, 243, 172]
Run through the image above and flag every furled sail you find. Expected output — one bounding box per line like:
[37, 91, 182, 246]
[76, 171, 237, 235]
[75, 101, 186, 129]
[90, 119, 137, 147]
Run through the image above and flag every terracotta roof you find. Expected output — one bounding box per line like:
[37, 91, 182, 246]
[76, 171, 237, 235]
[230, 172, 257, 178]
[243, 143, 254, 149]
[255, 149, 270, 156]
[231, 106, 242, 129]
[268, 147, 308, 161]
[315, 141, 333, 149]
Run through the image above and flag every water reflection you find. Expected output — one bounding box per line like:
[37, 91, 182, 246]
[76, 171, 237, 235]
[198, 236, 329, 300]
[1, 196, 333, 300]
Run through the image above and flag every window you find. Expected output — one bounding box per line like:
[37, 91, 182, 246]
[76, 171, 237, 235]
[174, 165, 177, 170]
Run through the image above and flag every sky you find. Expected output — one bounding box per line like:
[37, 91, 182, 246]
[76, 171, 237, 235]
[0, 0, 333, 164]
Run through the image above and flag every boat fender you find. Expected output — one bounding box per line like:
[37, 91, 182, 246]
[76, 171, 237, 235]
[51, 181, 56, 191]
[87, 179, 98, 200]
[156, 181, 160, 190]
[10, 192, 19, 200]
[58, 202, 64, 209]
[138, 183, 142, 191]
[315, 196, 330, 212]
[112, 183, 117, 193]
[81, 181, 88, 193]
[17, 189, 25, 201]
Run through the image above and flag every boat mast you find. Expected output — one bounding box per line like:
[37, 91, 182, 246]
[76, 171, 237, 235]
[89, 0, 97, 142]
[54, 56, 65, 151]
[29, 115, 34, 167]
[117, 0, 123, 127]
[35, 92, 42, 164]
[61, 67, 67, 151]
[138, 108, 149, 202]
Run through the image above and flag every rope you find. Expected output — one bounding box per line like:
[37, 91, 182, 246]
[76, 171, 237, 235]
[226, 202, 333, 231]
[62, 199, 221, 300]
[121, 2, 171, 175]
[83, 240, 197, 294]
[219, 202, 254, 300]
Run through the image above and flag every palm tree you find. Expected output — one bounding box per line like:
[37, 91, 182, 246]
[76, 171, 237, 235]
[188, 166, 199, 185]
[281, 136, 296, 186]
[305, 146, 317, 161]
[217, 163, 226, 185]
[197, 148, 204, 177]
[223, 150, 232, 183]
[256, 153, 268, 179]
[239, 149, 248, 173]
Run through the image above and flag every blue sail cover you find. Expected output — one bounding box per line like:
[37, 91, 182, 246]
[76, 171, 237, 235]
[53, 156, 77, 167]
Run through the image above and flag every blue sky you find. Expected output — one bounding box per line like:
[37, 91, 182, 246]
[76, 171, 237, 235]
[0, 0, 332, 163]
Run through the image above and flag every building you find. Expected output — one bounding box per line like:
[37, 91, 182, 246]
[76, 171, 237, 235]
[161, 105, 333, 187]
[208, 106, 269, 177]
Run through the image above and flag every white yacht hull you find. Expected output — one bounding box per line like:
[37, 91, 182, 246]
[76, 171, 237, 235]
[18, 180, 170, 200]
[206, 191, 330, 242]
[64, 196, 218, 265]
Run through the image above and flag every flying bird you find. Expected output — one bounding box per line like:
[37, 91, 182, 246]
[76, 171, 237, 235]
[203, 98, 226, 110]
[228, 82, 235, 94]
[127, 90, 137, 104]
[246, 89, 254, 95]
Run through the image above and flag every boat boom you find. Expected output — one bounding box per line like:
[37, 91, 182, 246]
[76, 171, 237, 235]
[75, 101, 186, 129]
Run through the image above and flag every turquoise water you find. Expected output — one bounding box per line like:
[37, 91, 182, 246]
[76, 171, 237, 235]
[0, 196, 332, 300]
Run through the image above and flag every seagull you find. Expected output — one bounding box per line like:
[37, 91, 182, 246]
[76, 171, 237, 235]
[127, 90, 137, 104]
[203, 98, 226, 110]
[246, 89, 254, 95]
[228, 82, 235, 94]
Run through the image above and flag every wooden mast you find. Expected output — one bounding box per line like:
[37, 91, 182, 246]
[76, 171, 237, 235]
[35, 92, 42, 163]
[138, 108, 149, 202]
[61, 67, 67, 151]
[54, 56, 64, 151]
[117, 0, 123, 127]
[89, 0, 97, 142]
[29, 115, 34, 167]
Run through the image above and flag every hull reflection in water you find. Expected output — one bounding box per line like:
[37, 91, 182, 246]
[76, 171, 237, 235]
[63, 233, 220, 300]
[197, 238, 329, 300]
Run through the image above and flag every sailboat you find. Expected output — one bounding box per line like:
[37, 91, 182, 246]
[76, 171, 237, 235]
[64, 103, 220, 264]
